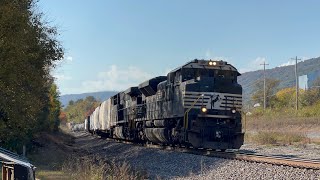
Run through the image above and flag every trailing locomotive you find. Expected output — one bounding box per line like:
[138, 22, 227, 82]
[84, 59, 244, 150]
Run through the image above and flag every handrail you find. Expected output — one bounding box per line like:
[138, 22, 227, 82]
[183, 94, 204, 141]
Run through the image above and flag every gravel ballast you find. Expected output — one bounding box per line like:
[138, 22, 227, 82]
[73, 132, 320, 179]
[241, 143, 320, 160]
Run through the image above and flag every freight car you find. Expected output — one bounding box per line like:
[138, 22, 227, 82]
[84, 59, 244, 150]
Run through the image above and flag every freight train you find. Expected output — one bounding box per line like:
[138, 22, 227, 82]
[84, 59, 244, 150]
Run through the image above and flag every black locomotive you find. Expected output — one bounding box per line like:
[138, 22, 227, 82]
[84, 59, 244, 150]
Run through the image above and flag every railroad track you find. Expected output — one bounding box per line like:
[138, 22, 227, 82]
[94, 133, 320, 170]
[182, 149, 320, 170]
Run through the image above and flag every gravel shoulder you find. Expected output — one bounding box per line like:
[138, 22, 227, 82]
[72, 132, 320, 179]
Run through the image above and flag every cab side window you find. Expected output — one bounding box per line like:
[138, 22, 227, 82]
[175, 71, 181, 83]
[182, 68, 194, 81]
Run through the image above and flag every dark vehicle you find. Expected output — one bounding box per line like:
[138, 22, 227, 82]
[85, 59, 244, 150]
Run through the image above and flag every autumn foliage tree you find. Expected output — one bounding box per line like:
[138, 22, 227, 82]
[0, 0, 63, 152]
[274, 87, 296, 108]
[59, 111, 67, 124]
[64, 96, 101, 123]
[270, 85, 320, 109]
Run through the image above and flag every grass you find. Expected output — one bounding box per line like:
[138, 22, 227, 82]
[243, 107, 320, 135]
[28, 127, 147, 180]
[244, 112, 320, 131]
[245, 131, 310, 145]
[62, 155, 147, 180]
[36, 170, 70, 180]
[28, 130, 75, 179]
[247, 100, 320, 118]
[29, 133, 73, 167]
[242, 111, 319, 146]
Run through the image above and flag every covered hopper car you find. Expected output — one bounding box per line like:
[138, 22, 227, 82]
[85, 59, 244, 150]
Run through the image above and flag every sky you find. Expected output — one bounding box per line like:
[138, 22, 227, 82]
[37, 0, 320, 95]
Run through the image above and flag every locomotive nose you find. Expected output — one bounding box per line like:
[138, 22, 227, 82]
[183, 91, 242, 112]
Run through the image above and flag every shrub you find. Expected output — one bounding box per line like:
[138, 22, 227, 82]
[246, 132, 310, 145]
[62, 155, 147, 180]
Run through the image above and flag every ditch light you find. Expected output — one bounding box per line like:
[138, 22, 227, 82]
[201, 107, 207, 113]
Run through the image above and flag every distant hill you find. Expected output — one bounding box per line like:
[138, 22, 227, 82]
[238, 57, 320, 102]
[60, 91, 117, 107]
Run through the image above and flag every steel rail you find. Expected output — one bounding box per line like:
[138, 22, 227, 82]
[206, 151, 320, 170]
[162, 146, 320, 170]
[90, 133, 320, 170]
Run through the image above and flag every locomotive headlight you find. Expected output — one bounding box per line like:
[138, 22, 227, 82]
[231, 109, 237, 114]
[209, 61, 217, 66]
[201, 107, 207, 113]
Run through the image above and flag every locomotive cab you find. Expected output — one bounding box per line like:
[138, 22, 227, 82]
[168, 59, 244, 150]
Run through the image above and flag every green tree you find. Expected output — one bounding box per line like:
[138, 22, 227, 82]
[69, 100, 75, 106]
[48, 83, 61, 131]
[0, 0, 63, 152]
[85, 96, 96, 102]
[251, 78, 280, 108]
[64, 97, 100, 123]
[300, 89, 320, 107]
[296, 77, 320, 107]
[311, 77, 320, 88]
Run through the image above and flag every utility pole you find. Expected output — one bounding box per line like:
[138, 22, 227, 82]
[292, 56, 301, 111]
[260, 61, 269, 110]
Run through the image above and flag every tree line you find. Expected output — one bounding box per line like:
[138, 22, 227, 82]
[250, 77, 320, 110]
[63, 96, 101, 124]
[0, 0, 63, 153]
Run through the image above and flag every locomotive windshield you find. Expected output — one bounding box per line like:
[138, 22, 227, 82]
[181, 68, 237, 82]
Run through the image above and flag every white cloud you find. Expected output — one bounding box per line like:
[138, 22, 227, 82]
[81, 65, 153, 92]
[53, 55, 74, 68]
[239, 57, 267, 73]
[66, 56, 73, 62]
[205, 49, 229, 61]
[53, 74, 72, 81]
[278, 60, 295, 67]
[278, 57, 309, 67]
[301, 56, 310, 61]
[239, 56, 311, 73]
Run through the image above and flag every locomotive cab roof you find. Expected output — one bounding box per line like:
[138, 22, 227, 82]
[169, 59, 241, 76]
[138, 76, 167, 97]
[124, 86, 141, 97]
